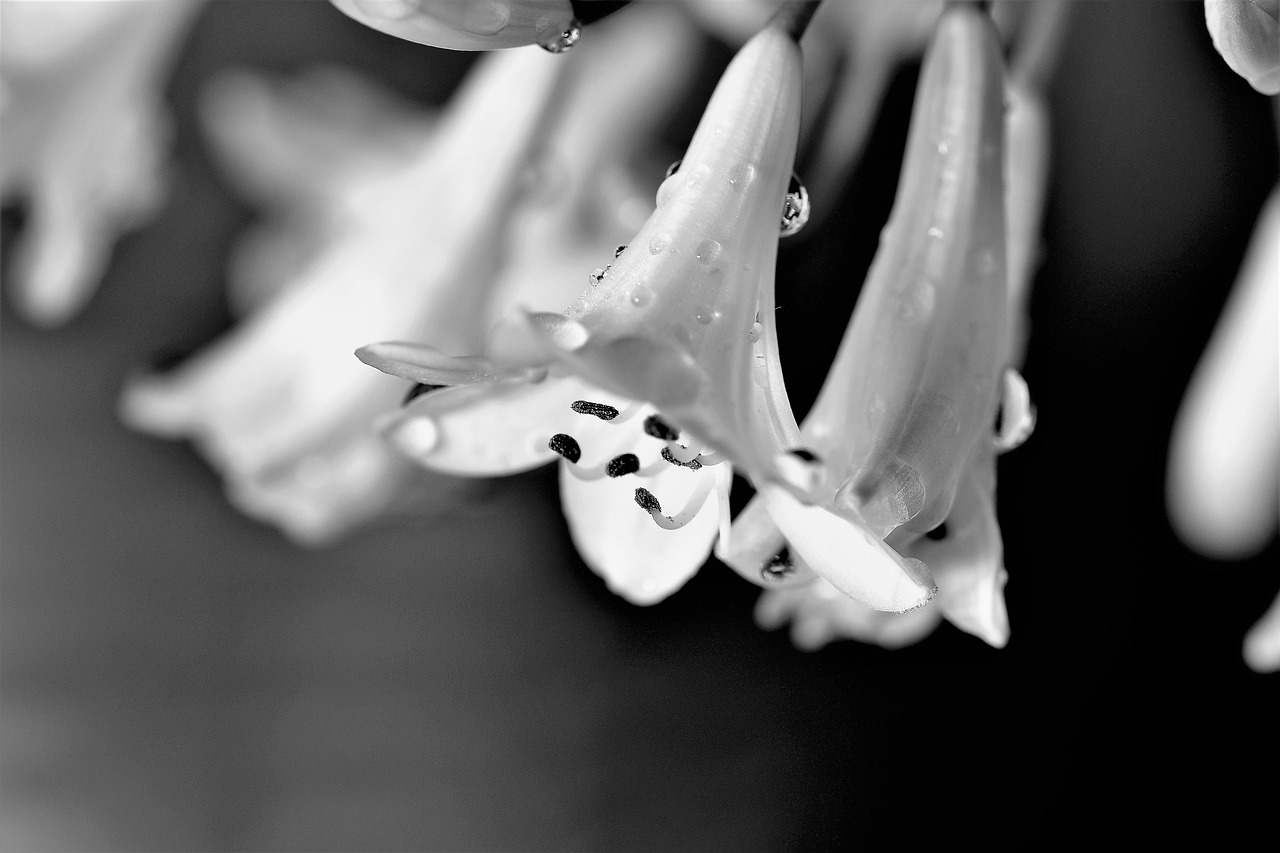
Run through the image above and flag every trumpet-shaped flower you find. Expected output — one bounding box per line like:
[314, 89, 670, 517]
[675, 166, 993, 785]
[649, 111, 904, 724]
[1168, 189, 1280, 672]
[1204, 0, 1280, 94]
[119, 47, 567, 544]
[0, 0, 200, 326]
[729, 4, 1032, 642]
[363, 15, 860, 604]
[329, 0, 582, 52]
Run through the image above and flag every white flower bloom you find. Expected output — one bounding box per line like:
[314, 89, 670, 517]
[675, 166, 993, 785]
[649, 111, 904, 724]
[736, 5, 1031, 641]
[119, 46, 566, 544]
[1168, 189, 1280, 672]
[0, 0, 200, 326]
[363, 15, 821, 604]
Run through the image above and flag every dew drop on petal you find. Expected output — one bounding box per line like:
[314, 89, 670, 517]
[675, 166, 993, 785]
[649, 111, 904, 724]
[462, 0, 510, 35]
[685, 163, 711, 189]
[694, 304, 719, 325]
[780, 173, 811, 237]
[665, 159, 682, 178]
[539, 19, 581, 53]
[656, 172, 681, 208]
[749, 321, 763, 343]
[589, 267, 608, 285]
[937, 140, 950, 155]
[695, 239, 722, 265]
[727, 162, 757, 191]
[629, 286, 653, 307]
[648, 233, 672, 255]
[614, 245, 627, 258]
[927, 226, 944, 239]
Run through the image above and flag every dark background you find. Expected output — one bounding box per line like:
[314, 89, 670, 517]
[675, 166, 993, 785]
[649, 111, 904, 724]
[2, 1, 1278, 849]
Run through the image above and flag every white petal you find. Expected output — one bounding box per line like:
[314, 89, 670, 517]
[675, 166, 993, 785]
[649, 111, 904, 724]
[720, 493, 817, 589]
[761, 485, 937, 613]
[559, 455, 723, 605]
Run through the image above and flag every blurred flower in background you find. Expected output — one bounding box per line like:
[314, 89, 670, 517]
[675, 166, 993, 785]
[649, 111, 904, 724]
[0, 0, 200, 326]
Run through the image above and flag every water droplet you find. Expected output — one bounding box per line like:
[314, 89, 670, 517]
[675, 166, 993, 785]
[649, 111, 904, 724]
[685, 163, 711, 189]
[695, 239, 722, 265]
[614, 244, 627, 258]
[780, 172, 811, 237]
[727, 162, 757, 191]
[353, 0, 417, 21]
[589, 265, 610, 285]
[927, 226, 943, 239]
[749, 321, 763, 343]
[655, 172, 681, 208]
[937, 140, 950, 155]
[694, 304, 719, 325]
[462, 0, 510, 35]
[665, 160, 681, 178]
[648, 233, 672, 255]
[629, 285, 652, 307]
[539, 19, 581, 53]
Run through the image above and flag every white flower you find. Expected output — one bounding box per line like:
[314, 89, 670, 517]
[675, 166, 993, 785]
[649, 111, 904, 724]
[732, 4, 1033, 641]
[119, 46, 567, 544]
[0, 0, 200, 326]
[329, 0, 581, 52]
[362, 16, 816, 603]
[1167, 189, 1280, 672]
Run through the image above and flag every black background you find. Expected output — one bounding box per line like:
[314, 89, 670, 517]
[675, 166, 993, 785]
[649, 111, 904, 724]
[3, 1, 1278, 849]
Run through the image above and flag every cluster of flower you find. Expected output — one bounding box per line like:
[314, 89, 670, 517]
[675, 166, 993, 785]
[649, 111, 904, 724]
[2, 0, 1275, 669]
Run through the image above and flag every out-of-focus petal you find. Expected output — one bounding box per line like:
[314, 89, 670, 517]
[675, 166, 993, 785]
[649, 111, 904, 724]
[1167, 190, 1280, 560]
[1243, 590, 1280, 672]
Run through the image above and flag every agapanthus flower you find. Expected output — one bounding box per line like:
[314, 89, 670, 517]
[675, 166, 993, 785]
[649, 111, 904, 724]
[329, 0, 582, 53]
[119, 46, 567, 544]
[1204, 0, 1280, 94]
[362, 12, 883, 604]
[0, 0, 200, 326]
[728, 3, 1034, 645]
[1167, 189, 1279, 672]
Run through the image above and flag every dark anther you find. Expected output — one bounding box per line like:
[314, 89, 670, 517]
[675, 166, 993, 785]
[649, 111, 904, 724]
[665, 159, 682, 178]
[760, 546, 794, 581]
[615, 244, 627, 258]
[643, 414, 679, 441]
[403, 382, 445, 405]
[925, 522, 949, 541]
[634, 487, 662, 513]
[548, 433, 581, 464]
[660, 447, 702, 470]
[605, 453, 640, 477]
[570, 400, 620, 420]
[789, 447, 821, 463]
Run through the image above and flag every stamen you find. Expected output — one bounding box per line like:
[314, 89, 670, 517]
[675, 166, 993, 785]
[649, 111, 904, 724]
[760, 546, 794, 581]
[634, 487, 662, 513]
[548, 433, 581, 464]
[570, 400, 620, 420]
[643, 414, 680, 441]
[402, 382, 445, 405]
[925, 522, 949, 541]
[665, 440, 702, 464]
[661, 447, 702, 470]
[636, 473, 715, 530]
[605, 453, 640, 477]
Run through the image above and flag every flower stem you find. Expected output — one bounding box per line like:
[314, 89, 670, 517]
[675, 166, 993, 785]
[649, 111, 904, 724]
[770, 0, 823, 41]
